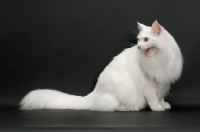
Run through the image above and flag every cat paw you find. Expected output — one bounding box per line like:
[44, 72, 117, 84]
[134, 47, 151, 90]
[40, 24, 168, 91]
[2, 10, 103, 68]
[161, 102, 171, 109]
[116, 106, 130, 111]
[150, 104, 165, 111]
[116, 106, 140, 112]
[130, 106, 140, 112]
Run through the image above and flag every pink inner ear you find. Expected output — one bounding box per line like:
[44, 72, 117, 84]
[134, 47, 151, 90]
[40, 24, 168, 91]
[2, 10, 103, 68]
[151, 21, 162, 35]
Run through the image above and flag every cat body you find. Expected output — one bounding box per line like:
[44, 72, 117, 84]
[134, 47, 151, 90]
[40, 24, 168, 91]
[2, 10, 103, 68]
[20, 21, 183, 111]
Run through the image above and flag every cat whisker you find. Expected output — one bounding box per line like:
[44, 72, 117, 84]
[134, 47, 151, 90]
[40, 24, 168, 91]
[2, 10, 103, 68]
[115, 42, 135, 47]
[123, 37, 136, 46]
[130, 30, 139, 35]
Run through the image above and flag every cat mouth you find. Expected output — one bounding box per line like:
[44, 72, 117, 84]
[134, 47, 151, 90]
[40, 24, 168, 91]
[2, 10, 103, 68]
[145, 47, 154, 56]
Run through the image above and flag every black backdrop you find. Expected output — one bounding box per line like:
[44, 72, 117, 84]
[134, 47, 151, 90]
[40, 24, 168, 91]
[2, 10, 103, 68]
[1, 0, 200, 108]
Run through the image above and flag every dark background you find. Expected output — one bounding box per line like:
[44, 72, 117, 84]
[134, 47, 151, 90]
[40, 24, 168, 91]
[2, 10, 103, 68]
[1, 0, 200, 109]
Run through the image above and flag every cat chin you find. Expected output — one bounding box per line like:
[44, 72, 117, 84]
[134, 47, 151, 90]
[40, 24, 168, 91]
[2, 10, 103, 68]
[143, 47, 155, 57]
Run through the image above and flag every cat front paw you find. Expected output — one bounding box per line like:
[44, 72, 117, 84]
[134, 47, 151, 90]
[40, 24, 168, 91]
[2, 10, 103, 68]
[161, 102, 171, 109]
[150, 103, 165, 111]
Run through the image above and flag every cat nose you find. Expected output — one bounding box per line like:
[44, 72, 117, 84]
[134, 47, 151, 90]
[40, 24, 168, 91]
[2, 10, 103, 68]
[137, 46, 141, 49]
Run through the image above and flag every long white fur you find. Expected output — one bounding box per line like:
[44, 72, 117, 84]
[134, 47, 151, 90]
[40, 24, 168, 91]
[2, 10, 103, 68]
[20, 21, 183, 111]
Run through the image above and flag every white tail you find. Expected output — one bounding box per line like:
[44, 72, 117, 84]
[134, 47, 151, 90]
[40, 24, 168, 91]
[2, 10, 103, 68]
[20, 89, 92, 110]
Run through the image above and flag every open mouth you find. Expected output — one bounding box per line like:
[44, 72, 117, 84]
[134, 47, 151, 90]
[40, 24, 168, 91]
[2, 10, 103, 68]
[145, 47, 154, 56]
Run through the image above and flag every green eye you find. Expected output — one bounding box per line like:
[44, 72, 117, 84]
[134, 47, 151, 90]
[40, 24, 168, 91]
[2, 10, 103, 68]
[144, 37, 149, 42]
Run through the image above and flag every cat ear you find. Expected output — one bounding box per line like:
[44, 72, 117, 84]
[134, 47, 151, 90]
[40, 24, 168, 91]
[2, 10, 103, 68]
[151, 20, 162, 35]
[137, 22, 145, 31]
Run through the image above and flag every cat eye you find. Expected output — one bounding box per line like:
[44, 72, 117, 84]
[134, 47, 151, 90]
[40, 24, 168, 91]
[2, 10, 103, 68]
[144, 38, 149, 42]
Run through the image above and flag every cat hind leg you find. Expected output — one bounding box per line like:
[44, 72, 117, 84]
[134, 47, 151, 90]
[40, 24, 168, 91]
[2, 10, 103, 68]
[89, 93, 119, 111]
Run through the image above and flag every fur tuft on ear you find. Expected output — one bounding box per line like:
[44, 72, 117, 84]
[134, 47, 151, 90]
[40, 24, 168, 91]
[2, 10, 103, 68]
[137, 22, 145, 31]
[151, 20, 162, 35]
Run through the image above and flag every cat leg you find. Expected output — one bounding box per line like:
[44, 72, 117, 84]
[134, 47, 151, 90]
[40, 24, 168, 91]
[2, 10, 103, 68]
[90, 93, 119, 111]
[144, 87, 165, 111]
[157, 84, 171, 110]
[161, 99, 171, 109]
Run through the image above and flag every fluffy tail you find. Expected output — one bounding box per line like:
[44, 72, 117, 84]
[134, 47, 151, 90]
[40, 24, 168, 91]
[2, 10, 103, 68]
[20, 89, 92, 110]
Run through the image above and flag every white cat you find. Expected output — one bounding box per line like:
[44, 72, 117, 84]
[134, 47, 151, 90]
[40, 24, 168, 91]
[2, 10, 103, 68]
[20, 21, 183, 111]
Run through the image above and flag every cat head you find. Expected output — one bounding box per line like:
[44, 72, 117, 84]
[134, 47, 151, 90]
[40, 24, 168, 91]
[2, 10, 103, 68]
[136, 21, 183, 84]
[137, 21, 166, 57]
